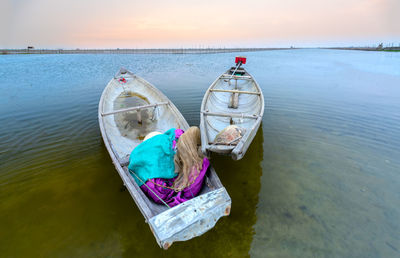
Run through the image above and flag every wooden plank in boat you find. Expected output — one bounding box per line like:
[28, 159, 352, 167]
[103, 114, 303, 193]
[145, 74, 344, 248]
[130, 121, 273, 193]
[202, 111, 260, 119]
[210, 89, 260, 95]
[102, 102, 168, 116]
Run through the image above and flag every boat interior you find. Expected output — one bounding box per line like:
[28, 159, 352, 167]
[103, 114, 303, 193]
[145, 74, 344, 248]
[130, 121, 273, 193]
[100, 73, 224, 217]
[202, 68, 262, 147]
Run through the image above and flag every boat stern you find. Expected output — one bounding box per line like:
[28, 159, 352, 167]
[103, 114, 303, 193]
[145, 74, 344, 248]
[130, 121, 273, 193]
[148, 187, 231, 249]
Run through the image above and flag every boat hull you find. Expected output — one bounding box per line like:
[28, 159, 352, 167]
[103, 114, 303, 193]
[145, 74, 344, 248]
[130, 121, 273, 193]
[200, 67, 264, 160]
[98, 69, 231, 248]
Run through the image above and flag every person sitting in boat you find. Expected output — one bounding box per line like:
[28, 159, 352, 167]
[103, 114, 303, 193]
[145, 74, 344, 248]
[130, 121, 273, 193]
[128, 127, 209, 208]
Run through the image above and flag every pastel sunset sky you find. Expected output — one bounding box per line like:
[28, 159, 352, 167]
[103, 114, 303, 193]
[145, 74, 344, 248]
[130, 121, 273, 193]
[1, 0, 399, 48]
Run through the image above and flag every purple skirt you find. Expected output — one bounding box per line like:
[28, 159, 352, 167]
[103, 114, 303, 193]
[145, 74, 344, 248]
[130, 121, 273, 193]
[140, 158, 210, 207]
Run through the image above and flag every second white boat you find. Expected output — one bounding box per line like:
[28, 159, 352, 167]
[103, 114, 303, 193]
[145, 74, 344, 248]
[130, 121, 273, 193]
[200, 57, 264, 160]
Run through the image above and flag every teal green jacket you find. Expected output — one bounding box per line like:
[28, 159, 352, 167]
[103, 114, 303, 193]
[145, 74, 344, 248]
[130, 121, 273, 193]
[128, 128, 177, 186]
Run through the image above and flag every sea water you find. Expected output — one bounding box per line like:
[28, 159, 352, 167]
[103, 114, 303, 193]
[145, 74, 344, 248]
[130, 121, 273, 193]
[0, 49, 399, 257]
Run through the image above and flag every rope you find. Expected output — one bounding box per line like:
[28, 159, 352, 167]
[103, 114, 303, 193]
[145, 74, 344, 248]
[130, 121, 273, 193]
[130, 170, 171, 209]
[225, 62, 242, 82]
[206, 118, 220, 132]
[227, 136, 242, 145]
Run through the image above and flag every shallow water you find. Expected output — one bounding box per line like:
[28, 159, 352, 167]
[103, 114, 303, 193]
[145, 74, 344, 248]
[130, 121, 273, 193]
[0, 50, 399, 257]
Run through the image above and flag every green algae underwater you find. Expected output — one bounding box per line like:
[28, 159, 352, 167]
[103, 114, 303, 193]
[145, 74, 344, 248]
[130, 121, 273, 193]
[1, 50, 400, 257]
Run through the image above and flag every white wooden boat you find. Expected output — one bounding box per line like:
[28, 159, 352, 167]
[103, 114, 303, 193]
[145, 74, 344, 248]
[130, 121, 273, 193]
[98, 68, 231, 249]
[200, 61, 264, 160]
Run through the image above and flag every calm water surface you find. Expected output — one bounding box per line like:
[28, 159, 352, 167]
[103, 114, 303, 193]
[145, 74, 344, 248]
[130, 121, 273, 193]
[0, 50, 399, 257]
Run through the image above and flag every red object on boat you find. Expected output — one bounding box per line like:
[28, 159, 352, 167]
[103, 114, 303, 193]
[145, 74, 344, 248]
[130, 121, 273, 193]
[235, 56, 246, 64]
[119, 78, 126, 83]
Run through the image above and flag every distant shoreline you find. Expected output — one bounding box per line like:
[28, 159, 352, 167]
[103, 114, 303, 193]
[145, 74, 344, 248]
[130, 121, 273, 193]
[324, 47, 400, 52]
[1, 47, 399, 55]
[0, 48, 294, 55]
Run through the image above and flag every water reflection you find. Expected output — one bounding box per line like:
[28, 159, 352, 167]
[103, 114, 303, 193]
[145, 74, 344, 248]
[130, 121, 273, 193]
[250, 100, 400, 257]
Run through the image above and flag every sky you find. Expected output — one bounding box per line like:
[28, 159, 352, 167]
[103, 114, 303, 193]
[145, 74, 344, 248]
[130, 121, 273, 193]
[1, 0, 400, 48]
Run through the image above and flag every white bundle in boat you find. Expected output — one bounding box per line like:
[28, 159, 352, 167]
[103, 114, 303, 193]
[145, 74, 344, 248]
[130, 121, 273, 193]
[214, 125, 245, 145]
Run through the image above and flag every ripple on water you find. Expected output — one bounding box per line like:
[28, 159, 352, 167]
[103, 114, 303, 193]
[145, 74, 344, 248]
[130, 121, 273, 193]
[1, 50, 400, 257]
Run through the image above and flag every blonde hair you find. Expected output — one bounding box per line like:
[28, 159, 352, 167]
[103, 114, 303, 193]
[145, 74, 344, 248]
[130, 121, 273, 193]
[173, 126, 204, 190]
